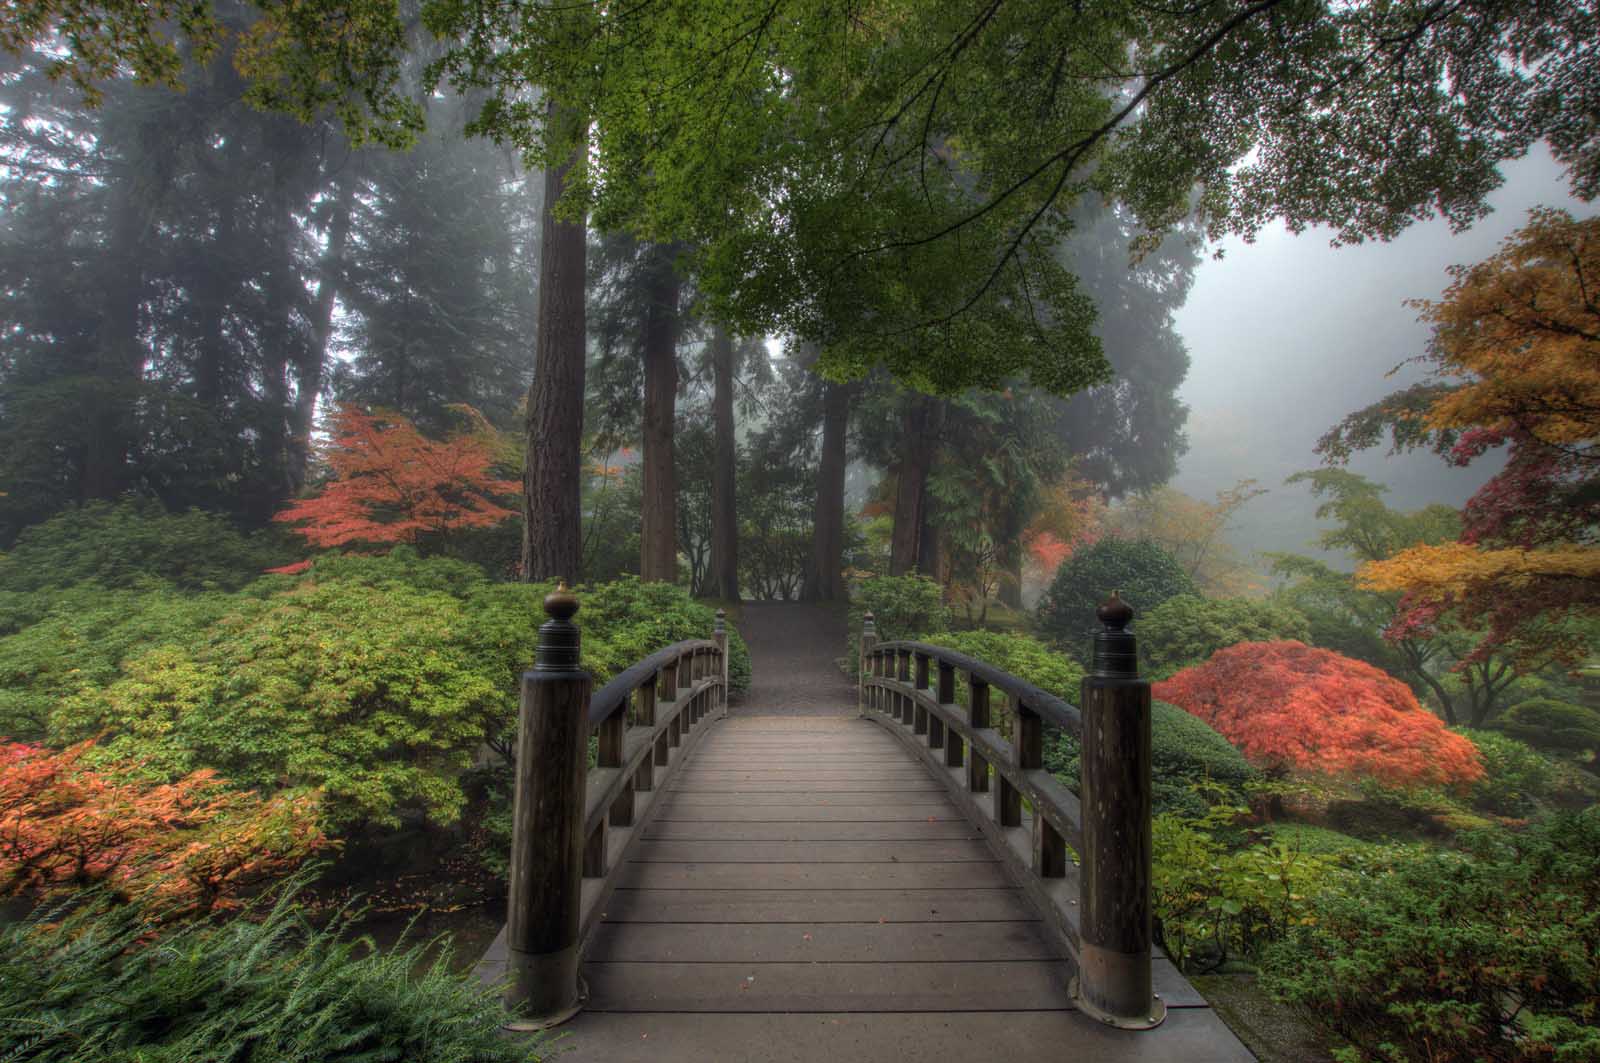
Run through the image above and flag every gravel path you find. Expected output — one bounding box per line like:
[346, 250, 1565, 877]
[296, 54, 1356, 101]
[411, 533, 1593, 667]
[733, 601, 858, 716]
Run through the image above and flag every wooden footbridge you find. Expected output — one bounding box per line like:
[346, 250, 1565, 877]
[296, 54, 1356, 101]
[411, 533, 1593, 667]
[475, 595, 1253, 1062]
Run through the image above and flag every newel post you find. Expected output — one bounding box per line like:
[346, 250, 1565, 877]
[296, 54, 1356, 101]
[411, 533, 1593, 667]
[504, 583, 592, 1029]
[858, 611, 877, 717]
[713, 609, 730, 715]
[1073, 592, 1164, 1029]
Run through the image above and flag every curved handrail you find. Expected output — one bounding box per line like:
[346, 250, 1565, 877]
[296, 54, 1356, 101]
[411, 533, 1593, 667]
[856, 601, 1165, 1030]
[870, 639, 1082, 734]
[587, 637, 721, 726]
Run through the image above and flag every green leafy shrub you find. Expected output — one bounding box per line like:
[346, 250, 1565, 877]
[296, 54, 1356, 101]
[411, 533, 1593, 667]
[1046, 701, 1259, 817]
[0, 881, 546, 1062]
[53, 578, 502, 829]
[1153, 803, 1340, 973]
[0, 585, 250, 742]
[1138, 594, 1311, 679]
[9, 550, 746, 834]
[1456, 727, 1556, 816]
[1036, 538, 1197, 650]
[847, 573, 950, 673]
[1260, 810, 1600, 1062]
[0, 499, 289, 596]
[919, 630, 1083, 700]
[1495, 697, 1600, 756]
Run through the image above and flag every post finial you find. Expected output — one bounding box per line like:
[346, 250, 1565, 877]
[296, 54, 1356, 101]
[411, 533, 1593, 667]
[536, 581, 582, 672]
[714, 608, 727, 635]
[862, 610, 876, 634]
[1090, 591, 1138, 679]
[1097, 590, 1134, 630]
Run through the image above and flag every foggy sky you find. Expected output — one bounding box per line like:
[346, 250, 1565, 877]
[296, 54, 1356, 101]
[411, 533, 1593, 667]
[1170, 146, 1588, 573]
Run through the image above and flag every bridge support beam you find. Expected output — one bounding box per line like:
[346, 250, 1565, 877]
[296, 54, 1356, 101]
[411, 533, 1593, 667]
[1073, 592, 1165, 1030]
[504, 585, 592, 1029]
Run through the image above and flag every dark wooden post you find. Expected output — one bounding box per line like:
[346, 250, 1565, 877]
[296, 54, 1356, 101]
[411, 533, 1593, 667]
[858, 612, 876, 716]
[714, 609, 730, 714]
[504, 583, 591, 1028]
[1074, 592, 1163, 1029]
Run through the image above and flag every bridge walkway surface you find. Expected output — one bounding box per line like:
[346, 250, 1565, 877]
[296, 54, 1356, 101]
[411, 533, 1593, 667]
[481, 602, 1255, 1062]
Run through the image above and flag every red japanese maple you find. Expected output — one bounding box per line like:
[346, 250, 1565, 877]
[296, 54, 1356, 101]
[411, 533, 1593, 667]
[0, 740, 326, 915]
[275, 405, 519, 550]
[1154, 641, 1483, 788]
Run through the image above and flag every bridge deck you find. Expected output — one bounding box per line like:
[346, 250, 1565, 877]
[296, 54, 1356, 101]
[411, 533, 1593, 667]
[490, 714, 1253, 1062]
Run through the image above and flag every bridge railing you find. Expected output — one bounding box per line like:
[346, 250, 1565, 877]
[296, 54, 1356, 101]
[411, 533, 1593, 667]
[858, 593, 1164, 1030]
[499, 585, 728, 1028]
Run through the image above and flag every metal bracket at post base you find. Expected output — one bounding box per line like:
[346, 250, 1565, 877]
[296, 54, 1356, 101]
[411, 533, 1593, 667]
[1068, 945, 1167, 1030]
[502, 944, 590, 1031]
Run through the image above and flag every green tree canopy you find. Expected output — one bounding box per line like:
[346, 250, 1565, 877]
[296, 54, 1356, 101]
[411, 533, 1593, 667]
[1036, 538, 1198, 648]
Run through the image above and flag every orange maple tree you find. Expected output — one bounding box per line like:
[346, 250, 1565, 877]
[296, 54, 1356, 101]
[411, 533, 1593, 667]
[274, 404, 519, 552]
[1323, 209, 1600, 669]
[0, 740, 326, 915]
[1154, 641, 1483, 788]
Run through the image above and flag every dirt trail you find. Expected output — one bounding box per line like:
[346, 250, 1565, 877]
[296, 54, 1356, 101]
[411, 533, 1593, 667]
[733, 601, 857, 715]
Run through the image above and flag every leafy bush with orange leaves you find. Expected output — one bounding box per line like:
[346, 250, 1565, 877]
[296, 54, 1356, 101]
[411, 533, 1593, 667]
[0, 740, 325, 915]
[1154, 641, 1483, 789]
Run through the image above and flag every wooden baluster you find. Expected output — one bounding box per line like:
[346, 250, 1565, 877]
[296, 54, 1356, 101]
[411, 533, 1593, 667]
[636, 680, 657, 728]
[504, 584, 591, 1027]
[1075, 593, 1162, 1029]
[598, 705, 633, 829]
[913, 653, 930, 735]
[1035, 816, 1067, 878]
[939, 661, 963, 767]
[967, 675, 990, 794]
[1016, 702, 1042, 770]
[858, 612, 877, 717]
[714, 609, 730, 714]
[635, 753, 654, 793]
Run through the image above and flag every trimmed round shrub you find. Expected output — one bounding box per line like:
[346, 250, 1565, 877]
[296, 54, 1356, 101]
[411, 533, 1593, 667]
[1495, 697, 1600, 755]
[1456, 727, 1557, 816]
[1045, 701, 1259, 817]
[847, 574, 950, 672]
[1036, 539, 1197, 649]
[1138, 594, 1311, 680]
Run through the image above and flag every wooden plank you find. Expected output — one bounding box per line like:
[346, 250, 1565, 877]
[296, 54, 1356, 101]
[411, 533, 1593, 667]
[613, 861, 1011, 890]
[669, 781, 946, 793]
[680, 770, 933, 780]
[661, 791, 943, 805]
[642, 820, 979, 841]
[598, 888, 1038, 923]
[583, 959, 1073, 1012]
[539, 1008, 1253, 1063]
[651, 802, 958, 822]
[587, 920, 1060, 963]
[630, 839, 994, 863]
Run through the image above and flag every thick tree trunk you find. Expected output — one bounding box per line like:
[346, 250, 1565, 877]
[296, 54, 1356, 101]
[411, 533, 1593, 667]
[639, 246, 681, 582]
[709, 327, 740, 601]
[83, 165, 153, 502]
[998, 544, 1024, 609]
[802, 380, 852, 601]
[917, 487, 943, 582]
[888, 399, 942, 576]
[289, 167, 358, 494]
[522, 102, 588, 583]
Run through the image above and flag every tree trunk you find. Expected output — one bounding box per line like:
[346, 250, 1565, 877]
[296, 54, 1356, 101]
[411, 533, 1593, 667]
[522, 102, 588, 583]
[889, 398, 942, 576]
[709, 327, 740, 601]
[289, 165, 358, 494]
[998, 544, 1024, 609]
[639, 245, 681, 583]
[802, 379, 852, 601]
[917, 485, 943, 581]
[83, 161, 154, 502]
